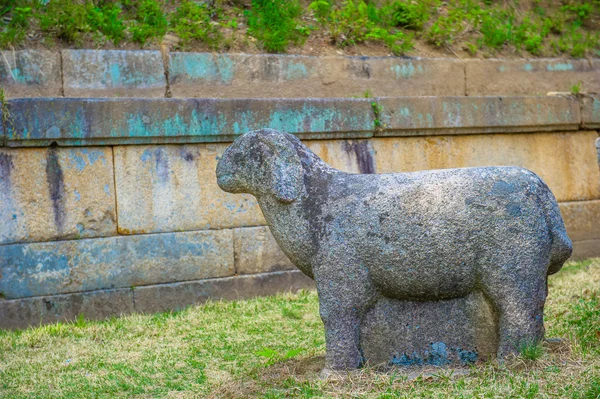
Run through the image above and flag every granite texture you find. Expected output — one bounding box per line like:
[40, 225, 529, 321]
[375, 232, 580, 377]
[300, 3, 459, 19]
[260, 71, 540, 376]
[216, 129, 573, 371]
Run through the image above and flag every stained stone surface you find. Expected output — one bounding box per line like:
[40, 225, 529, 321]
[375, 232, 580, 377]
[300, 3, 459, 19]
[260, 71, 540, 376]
[361, 293, 498, 366]
[216, 129, 573, 371]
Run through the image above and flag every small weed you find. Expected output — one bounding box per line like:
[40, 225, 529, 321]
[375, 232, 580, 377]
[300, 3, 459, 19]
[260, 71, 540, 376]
[0, 88, 11, 131]
[571, 81, 583, 95]
[519, 341, 545, 361]
[371, 100, 383, 130]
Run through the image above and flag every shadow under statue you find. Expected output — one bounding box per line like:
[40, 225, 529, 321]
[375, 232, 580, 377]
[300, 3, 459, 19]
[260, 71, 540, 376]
[216, 128, 572, 372]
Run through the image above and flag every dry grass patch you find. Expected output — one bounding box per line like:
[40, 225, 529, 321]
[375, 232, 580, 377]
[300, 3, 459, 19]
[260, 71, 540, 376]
[1, 259, 599, 398]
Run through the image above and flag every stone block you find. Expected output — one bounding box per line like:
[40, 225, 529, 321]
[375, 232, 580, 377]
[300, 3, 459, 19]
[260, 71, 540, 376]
[377, 96, 580, 136]
[0, 230, 234, 299]
[113, 144, 265, 234]
[62, 50, 166, 97]
[560, 200, 600, 242]
[4, 98, 374, 147]
[466, 59, 600, 96]
[233, 226, 295, 274]
[371, 131, 600, 202]
[169, 53, 465, 98]
[0, 50, 62, 98]
[0, 288, 134, 331]
[571, 240, 600, 260]
[133, 270, 315, 313]
[361, 293, 497, 366]
[0, 146, 116, 245]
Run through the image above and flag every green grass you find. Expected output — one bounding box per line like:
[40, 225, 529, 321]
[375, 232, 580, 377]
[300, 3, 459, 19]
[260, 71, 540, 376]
[0, 0, 599, 56]
[1, 259, 599, 398]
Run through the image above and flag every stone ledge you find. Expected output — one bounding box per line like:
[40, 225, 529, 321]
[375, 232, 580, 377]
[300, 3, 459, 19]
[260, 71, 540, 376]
[3, 96, 589, 147]
[133, 270, 315, 313]
[0, 230, 234, 299]
[0, 287, 134, 330]
[377, 96, 581, 136]
[4, 98, 374, 147]
[168, 54, 466, 98]
[62, 50, 166, 98]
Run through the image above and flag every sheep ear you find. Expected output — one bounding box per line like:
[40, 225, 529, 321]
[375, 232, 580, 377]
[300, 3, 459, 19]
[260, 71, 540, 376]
[260, 134, 303, 203]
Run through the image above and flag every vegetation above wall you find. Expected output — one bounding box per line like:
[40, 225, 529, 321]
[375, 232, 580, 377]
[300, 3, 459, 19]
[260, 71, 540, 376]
[0, 0, 599, 58]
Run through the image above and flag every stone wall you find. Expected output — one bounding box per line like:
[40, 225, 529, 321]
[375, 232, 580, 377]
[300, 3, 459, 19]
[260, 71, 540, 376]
[2, 50, 600, 98]
[1, 52, 600, 330]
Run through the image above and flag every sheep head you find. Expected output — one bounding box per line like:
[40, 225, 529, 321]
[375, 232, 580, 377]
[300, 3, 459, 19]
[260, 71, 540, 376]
[216, 129, 304, 203]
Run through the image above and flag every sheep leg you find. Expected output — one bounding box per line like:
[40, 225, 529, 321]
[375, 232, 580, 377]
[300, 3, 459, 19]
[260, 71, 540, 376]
[314, 250, 376, 371]
[482, 264, 547, 358]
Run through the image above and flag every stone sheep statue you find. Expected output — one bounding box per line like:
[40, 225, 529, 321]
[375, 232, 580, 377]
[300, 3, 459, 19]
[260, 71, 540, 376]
[216, 128, 572, 372]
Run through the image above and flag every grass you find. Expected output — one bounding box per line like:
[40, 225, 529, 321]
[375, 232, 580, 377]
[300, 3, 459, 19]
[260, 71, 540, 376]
[0, 259, 599, 398]
[0, 0, 599, 57]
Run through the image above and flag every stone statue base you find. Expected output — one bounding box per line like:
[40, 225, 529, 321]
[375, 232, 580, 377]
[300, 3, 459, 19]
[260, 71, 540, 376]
[361, 293, 498, 367]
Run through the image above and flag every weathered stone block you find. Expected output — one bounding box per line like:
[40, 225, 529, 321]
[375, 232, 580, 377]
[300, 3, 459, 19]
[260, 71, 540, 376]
[133, 270, 315, 313]
[371, 131, 600, 202]
[466, 59, 600, 96]
[377, 96, 580, 136]
[0, 288, 134, 330]
[571, 240, 600, 260]
[169, 53, 465, 98]
[4, 98, 374, 147]
[361, 293, 497, 366]
[62, 50, 166, 97]
[0, 50, 62, 98]
[234, 226, 295, 274]
[560, 200, 600, 242]
[114, 144, 265, 234]
[306, 139, 375, 174]
[581, 95, 600, 130]
[0, 147, 116, 245]
[0, 230, 233, 299]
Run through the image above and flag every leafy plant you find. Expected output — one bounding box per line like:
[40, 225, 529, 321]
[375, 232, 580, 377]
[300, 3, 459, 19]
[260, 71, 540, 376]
[87, 3, 126, 45]
[571, 81, 582, 94]
[130, 0, 168, 46]
[245, 0, 308, 53]
[256, 347, 303, 366]
[37, 0, 92, 45]
[170, 0, 222, 50]
[388, 0, 429, 30]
